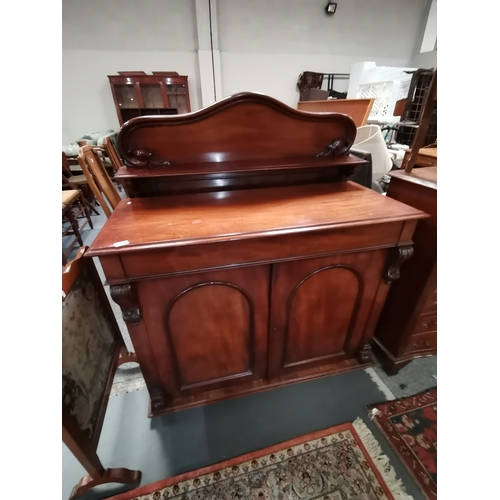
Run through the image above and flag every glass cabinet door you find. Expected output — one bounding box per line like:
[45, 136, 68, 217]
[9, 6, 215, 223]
[166, 84, 188, 113]
[114, 84, 138, 109]
[140, 84, 163, 108]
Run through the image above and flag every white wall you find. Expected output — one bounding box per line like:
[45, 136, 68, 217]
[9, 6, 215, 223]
[217, 0, 428, 106]
[409, 50, 437, 69]
[62, 50, 200, 144]
[221, 53, 410, 109]
[217, 0, 427, 58]
[62, 0, 200, 143]
[62, 0, 430, 143]
[62, 0, 198, 51]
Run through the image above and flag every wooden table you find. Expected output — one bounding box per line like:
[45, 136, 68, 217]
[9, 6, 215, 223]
[87, 92, 427, 416]
[373, 167, 437, 373]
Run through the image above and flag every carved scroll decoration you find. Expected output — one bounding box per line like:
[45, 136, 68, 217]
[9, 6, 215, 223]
[384, 245, 414, 283]
[110, 284, 142, 324]
[127, 148, 171, 168]
[316, 139, 351, 157]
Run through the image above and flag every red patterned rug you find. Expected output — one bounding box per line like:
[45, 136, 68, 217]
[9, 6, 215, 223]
[107, 419, 412, 500]
[367, 387, 437, 500]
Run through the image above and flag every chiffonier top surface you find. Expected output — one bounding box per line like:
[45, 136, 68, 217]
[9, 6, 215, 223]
[87, 182, 426, 257]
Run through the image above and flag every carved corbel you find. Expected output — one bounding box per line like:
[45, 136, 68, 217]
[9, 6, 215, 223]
[110, 284, 142, 324]
[316, 139, 350, 157]
[384, 245, 414, 283]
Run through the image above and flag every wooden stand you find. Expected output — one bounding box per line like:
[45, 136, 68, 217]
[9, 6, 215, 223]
[87, 93, 427, 416]
[62, 248, 141, 499]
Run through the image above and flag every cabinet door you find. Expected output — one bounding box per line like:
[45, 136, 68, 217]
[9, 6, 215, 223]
[165, 83, 189, 113]
[268, 250, 387, 378]
[136, 266, 270, 397]
[113, 83, 139, 109]
[139, 84, 163, 108]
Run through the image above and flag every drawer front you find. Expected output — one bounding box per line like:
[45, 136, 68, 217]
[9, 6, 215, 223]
[421, 291, 437, 316]
[414, 313, 437, 335]
[118, 222, 404, 280]
[404, 330, 437, 355]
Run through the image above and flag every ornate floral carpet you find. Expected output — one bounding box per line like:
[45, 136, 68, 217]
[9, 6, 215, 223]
[108, 419, 412, 500]
[367, 388, 437, 500]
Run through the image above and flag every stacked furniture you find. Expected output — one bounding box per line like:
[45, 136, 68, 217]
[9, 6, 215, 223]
[87, 92, 427, 416]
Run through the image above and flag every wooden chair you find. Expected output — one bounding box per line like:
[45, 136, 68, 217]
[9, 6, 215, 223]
[63, 247, 141, 499]
[403, 70, 437, 173]
[63, 152, 99, 215]
[95, 137, 126, 194]
[77, 145, 122, 217]
[101, 136, 123, 173]
[62, 187, 93, 265]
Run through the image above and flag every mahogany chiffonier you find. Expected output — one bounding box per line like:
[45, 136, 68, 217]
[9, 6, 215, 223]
[86, 93, 427, 416]
[373, 167, 437, 374]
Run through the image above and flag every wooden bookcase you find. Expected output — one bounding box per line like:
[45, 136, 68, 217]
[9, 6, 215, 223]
[108, 71, 191, 126]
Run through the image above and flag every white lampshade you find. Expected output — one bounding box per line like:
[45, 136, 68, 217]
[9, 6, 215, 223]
[352, 125, 393, 182]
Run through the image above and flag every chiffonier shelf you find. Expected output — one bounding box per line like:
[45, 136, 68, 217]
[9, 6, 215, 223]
[87, 92, 427, 416]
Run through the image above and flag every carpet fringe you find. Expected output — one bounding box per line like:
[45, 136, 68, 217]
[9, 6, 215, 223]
[353, 417, 414, 500]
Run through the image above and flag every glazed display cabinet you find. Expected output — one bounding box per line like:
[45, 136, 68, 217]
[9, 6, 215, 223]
[108, 71, 190, 125]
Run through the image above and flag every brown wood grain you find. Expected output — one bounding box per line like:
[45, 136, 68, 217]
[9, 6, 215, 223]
[135, 266, 270, 397]
[114, 221, 404, 281]
[117, 92, 357, 168]
[86, 182, 426, 256]
[373, 170, 437, 373]
[268, 250, 387, 378]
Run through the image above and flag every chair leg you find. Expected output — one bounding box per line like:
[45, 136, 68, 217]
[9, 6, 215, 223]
[79, 197, 94, 230]
[66, 208, 84, 246]
[81, 185, 100, 215]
